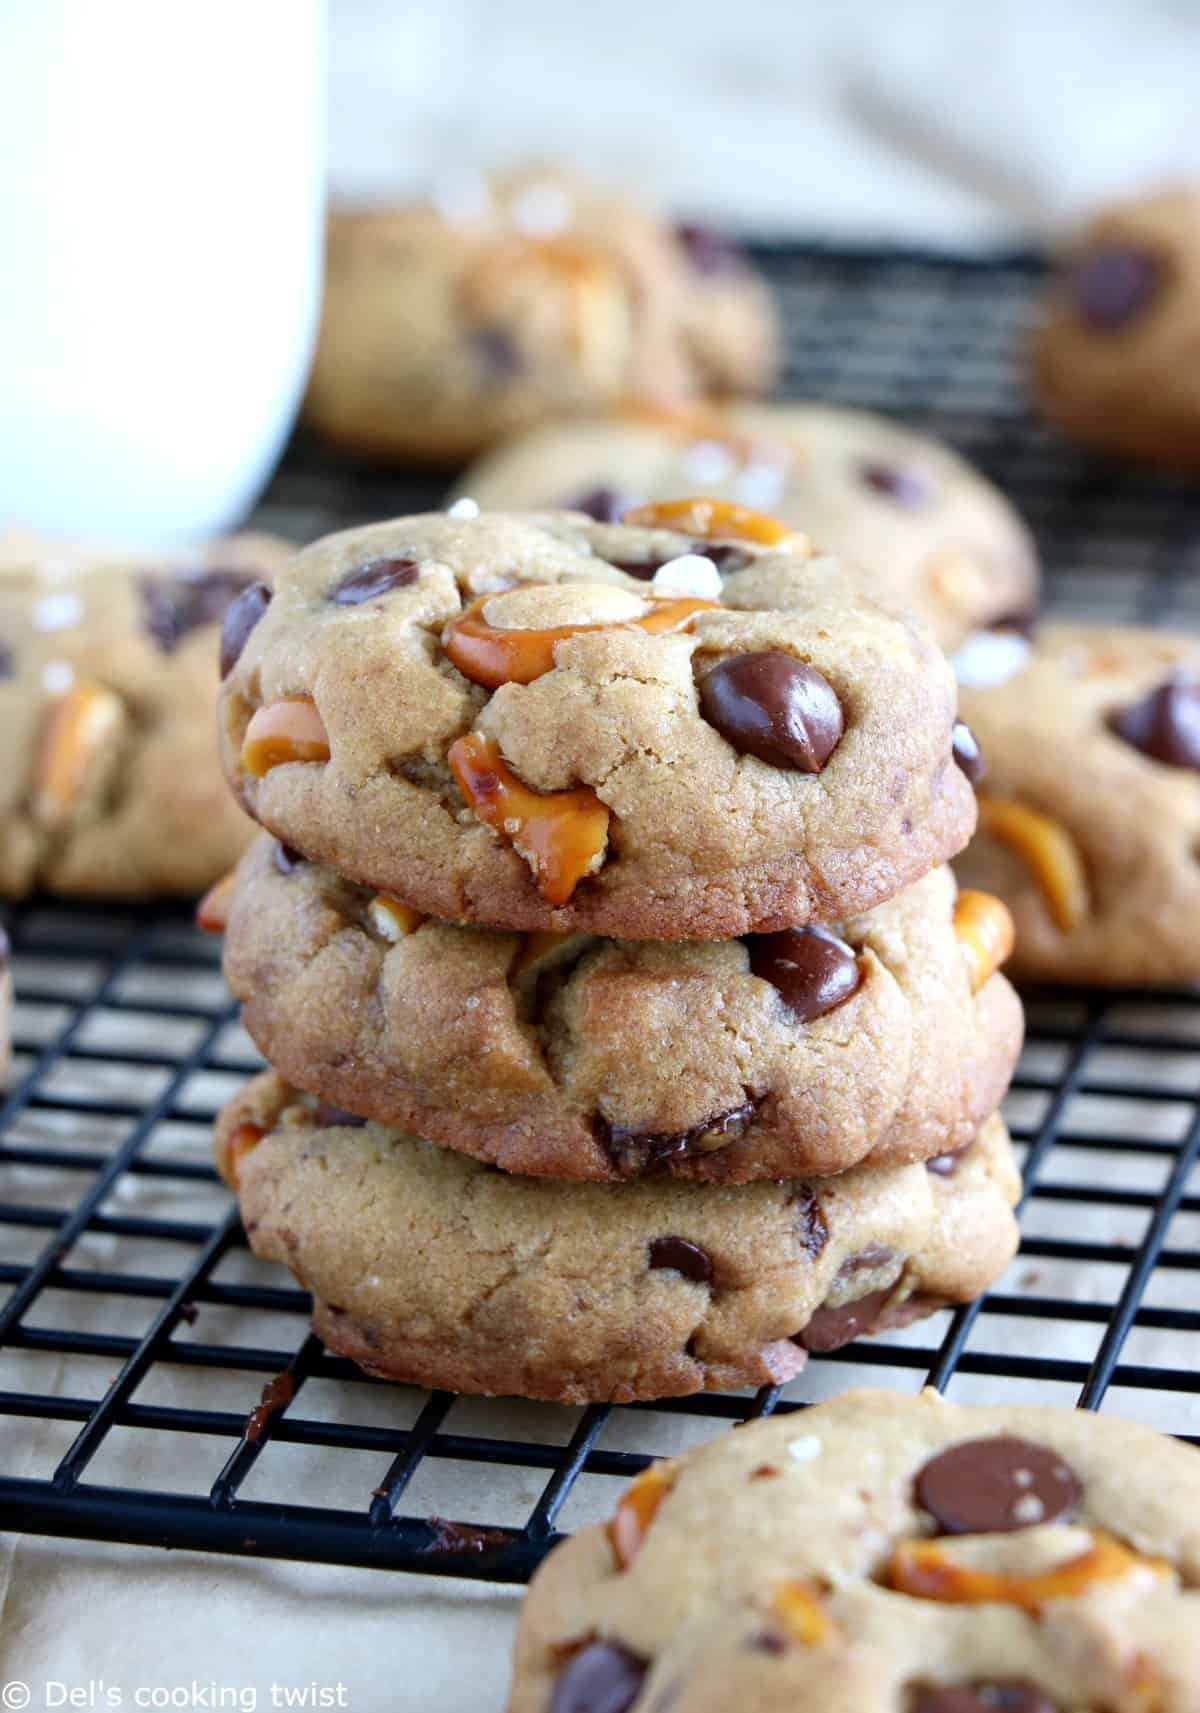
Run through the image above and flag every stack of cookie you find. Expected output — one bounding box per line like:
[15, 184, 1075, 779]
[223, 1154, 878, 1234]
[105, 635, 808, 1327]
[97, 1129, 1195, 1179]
[205, 504, 1025, 1404]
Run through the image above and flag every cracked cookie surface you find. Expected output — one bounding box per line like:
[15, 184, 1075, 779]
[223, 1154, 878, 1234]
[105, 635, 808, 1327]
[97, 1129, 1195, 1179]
[957, 623, 1200, 985]
[216, 1072, 1019, 1404]
[0, 534, 289, 898]
[223, 843, 1021, 1181]
[455, 402, 1039, 649]
[304, 165, 780, 465]
[509, 1388, 1200, 1712]
[217, 510, 976, 939]
[1033, 184, 1200, 472]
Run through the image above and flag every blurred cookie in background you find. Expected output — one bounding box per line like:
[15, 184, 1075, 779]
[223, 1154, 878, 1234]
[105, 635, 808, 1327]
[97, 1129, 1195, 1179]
[957, 622, 1200, 985]
[1033, 184, 1200, 472]
[303, 164, 780, 465]
[456, 401, 1039, 649]
[0, 533, 290, 899]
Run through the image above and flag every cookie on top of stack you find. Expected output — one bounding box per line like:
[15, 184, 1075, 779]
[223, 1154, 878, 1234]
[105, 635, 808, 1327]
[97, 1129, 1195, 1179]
[203, 502, 1025, 1403]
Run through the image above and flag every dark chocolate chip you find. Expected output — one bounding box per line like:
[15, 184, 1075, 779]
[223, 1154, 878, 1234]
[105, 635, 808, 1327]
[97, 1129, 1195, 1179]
[1110, 676, 1200, 772]
[0, 640, 12, 679]
[700, 651, 843, 771]
[951, 719, 985, 785]
[789, 1188, 829, 1260]
[470, 324, 522, 380]
[549, 1641, 647, 1713]
[915, 1435, 1081, 1535]
[610, 556, 667, 582]
[860, 462, 936, 507]
[273, 841, 305, 875]
[795, 1286, 893, 1353]
[648, 1236, 713, 1283]
[1072, 245, 1162, 331]
[750, 1630, 788, 1656]
[836, 1243, 893, 1278]
[926, 1148, 966, 1178]
[219, 580, 272, 678]
[567, 488, 636, 524]
[701, 543, 753, 574]
[599, 1100, 755, 1175]
[748, 927, 861, 1023]
[330, 557, 420, 606]
[674, 222, 745, 276]
[142, 568, 255, 655]
[911, 1682, 1057, 1713]
[312, 1103, 368, 1129]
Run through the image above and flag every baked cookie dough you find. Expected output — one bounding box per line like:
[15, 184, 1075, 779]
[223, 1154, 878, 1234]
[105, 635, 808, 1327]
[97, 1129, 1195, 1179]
[222, 843, 1021, 1182]
[454, 402, 1039, 650]
[510, 1388, 1200, 1712]
[0, 534, 289, 898]
[957, 623, 1200, 985]
[217, 1073, 1020, 1403]
[1033, 184, 1200, 472]
[304, 166, 780, 464]
[217, 509, 976, 939]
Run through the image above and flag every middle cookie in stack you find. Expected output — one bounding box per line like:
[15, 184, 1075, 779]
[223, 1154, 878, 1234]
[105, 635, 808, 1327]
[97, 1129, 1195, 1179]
[210, 506, 1025, 1403]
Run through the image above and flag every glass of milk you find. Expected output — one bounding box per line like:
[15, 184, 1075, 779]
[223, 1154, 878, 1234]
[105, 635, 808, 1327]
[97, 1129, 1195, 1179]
[0, 1, 326, 544]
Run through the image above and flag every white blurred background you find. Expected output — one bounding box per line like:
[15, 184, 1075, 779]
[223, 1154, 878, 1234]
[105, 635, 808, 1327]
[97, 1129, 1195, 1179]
[329, 0, 1200, 244]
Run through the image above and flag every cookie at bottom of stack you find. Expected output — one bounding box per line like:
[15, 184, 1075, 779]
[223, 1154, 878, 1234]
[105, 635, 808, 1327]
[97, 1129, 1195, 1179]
[217, 1073, 1019, 1405]
[510, 1388, 1200, 1712]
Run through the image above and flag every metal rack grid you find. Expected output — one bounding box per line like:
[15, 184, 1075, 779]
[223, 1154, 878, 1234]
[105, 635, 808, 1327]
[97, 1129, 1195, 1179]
[3, 244, 1200, 1586]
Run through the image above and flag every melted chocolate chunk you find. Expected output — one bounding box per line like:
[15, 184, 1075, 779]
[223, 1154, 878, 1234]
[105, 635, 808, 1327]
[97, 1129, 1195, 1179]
[911, 1683, 1057, 1713]
[567, 488, 635, 524]
[330, 557, 420, 605]
[915, 1435, 1081, 1535]
[219, 580, 272, 678]
[700, 651, 843, 771]
[951, 719, 985, 785]
[1072, 245, 1162, 330]
[273, 841, 305, 875]
[674, 221, 746, 276]
[549, 1642, 647, 1713]
[610, 541, 749, 581]
[648, 1235, 713, 1283]
[748, 926, 861, 1023]
[1110, 676, 1200, 771]
[142, 568, 254, 655]
[312, 1103, 368, 1129]
[860, 462, 936, 507]
[789, 1188, 829, 1260]
[795, 1286, 893, 1353]
[836, 1243, 893, 1278]
[470, 324, 522, 381]
[599, 1101, 755, 1174]
[0, 640, 13, 679]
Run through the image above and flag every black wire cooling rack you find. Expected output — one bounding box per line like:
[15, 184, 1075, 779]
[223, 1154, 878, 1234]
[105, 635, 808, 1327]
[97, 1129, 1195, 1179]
[2, 244, 1200, 1587]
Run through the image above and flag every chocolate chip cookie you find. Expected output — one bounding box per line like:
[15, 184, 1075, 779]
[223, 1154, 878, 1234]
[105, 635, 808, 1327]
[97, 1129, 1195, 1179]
[957, 623, 1200, 985]
[222, 841, 1021, 1182]
[304, 166, 780, 465]
[217, 509, 976, 939]
[217, 1072, 1019, 1403]
[0, 534, 289, 897]
[454, 402, 1039, 649]
[511, 1388, 1200, 1711]
[1033, 184, 1200, 472]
